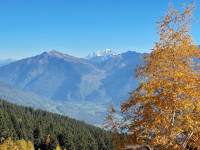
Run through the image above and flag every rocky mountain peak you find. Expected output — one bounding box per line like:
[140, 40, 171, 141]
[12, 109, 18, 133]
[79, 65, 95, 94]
[40, 50, 86, 63]
[43, 50, 68, 58]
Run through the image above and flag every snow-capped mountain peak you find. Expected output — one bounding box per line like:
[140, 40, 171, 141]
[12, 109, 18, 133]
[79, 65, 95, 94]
[86, 49, 116, 62]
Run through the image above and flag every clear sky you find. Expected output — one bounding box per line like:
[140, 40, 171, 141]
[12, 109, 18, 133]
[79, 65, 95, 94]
[0, 0, 200, 60]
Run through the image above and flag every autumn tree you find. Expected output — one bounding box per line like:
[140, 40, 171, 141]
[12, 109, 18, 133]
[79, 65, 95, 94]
[0, 137, 16, 150]
[56, 145, 61, 150]
[16, 139, 35, 150]
[105, 2, 200, 150]
[46, 134, 50, 145]
[26, 141, 35, 150]
[0, 137, 34, 150]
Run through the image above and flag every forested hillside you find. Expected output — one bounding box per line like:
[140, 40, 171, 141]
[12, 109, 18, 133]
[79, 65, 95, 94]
[0, 99, 113, 150]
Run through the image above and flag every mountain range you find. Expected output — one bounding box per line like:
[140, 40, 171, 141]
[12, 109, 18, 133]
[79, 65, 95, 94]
[0, 50, 144, 126]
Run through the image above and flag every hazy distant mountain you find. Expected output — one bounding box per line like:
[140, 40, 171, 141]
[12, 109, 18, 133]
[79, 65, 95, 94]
[0, 81, 59, 112]
[85, 49, 116, 62]
[86, 51, 143, 104]
[0, 50, 144, 105]
[0, 58, 15, 67]
[0, 50, 106, 102]
[99, 51, 143, 74]
[0, 81, 106, 126]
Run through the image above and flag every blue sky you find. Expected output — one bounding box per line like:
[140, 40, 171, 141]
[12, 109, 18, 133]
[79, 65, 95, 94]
[0, 0, 200, 60]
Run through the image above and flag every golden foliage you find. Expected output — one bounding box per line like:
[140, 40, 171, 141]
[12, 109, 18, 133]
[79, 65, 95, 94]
[0, 137, 16, 150]
[0, 137, 34, 150]
[56, 146, 61, 150]
[26, 141, 35, 150]
[105, 2, 200, 150]
[46, 134, 51, 145]
[16, 139, 28, 150]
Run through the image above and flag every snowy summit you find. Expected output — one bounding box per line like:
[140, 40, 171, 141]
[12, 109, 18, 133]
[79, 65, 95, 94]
[86, 49, 116, 62]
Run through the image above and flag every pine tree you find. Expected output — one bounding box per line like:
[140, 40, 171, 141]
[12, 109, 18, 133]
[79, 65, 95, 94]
[105, 2, 200, 149]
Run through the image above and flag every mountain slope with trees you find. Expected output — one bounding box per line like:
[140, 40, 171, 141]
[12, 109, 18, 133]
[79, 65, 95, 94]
[0, 99, 113, 150]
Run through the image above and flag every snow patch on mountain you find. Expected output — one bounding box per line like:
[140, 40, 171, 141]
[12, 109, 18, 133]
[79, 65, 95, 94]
[85, 49, 116, 62]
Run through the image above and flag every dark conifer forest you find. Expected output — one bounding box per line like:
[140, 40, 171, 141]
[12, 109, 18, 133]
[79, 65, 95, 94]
[0, 99, 113, 150]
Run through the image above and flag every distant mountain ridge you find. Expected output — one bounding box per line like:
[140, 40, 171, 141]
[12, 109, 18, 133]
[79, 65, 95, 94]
[0, 50, 143, 104]
[0, 50, 103, 101]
